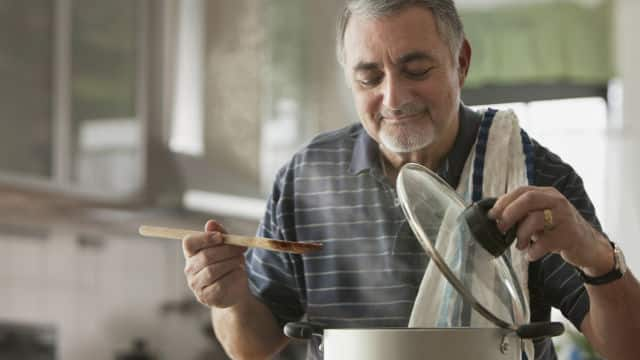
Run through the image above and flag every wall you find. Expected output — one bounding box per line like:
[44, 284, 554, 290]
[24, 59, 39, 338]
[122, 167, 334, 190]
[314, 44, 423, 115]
[616, 0, 640, 134]
[607, 0, 640, 272]
[307, 0, 359, 133]
[173, 0, 265, 198]
[0, 227, 224, 360]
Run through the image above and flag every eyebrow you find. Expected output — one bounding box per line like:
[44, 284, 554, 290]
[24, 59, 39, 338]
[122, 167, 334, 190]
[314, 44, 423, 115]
[352, 51, 436, 72]
[353, 61, 380, 72]
[397, 51, 436, 65]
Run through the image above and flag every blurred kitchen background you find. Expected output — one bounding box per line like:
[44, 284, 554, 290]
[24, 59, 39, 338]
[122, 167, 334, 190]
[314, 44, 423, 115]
[0, 0, 637, 359]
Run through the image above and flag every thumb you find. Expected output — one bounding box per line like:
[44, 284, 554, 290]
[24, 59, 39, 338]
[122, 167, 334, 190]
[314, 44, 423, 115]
[204, 219, 227, 234]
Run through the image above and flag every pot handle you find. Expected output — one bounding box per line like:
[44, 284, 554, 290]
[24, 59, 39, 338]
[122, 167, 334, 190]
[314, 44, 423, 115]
[516, 321, 565, 339]
[283, 322, 324, 341]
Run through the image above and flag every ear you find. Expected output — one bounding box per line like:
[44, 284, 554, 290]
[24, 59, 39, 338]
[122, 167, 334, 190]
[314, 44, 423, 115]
[457, 38, 472, 87]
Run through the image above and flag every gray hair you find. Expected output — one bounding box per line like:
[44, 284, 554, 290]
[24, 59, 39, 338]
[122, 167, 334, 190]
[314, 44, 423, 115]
[336, 0, 464, 66]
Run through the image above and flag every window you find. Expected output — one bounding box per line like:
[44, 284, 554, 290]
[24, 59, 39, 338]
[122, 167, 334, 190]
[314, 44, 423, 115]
[0, 0, 147, 200]
[0, 1, 54, 179]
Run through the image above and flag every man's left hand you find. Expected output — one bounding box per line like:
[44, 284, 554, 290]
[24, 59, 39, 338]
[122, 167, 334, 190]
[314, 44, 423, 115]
[488, 186, 613, 275]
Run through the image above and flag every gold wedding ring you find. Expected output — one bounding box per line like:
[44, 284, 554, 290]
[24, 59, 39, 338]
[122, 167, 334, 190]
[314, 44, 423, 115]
[543, 209, 555, 232]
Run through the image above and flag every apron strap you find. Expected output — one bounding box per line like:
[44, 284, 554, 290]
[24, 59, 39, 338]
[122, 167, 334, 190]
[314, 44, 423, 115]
[471, 108, 498, 202]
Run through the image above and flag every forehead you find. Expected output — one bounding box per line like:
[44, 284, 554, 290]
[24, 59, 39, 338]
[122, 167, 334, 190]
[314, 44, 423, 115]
[343, 6, 449, 68]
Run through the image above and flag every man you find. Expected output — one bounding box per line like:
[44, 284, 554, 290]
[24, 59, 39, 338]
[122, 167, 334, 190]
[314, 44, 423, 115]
[182, 1, 640, 359]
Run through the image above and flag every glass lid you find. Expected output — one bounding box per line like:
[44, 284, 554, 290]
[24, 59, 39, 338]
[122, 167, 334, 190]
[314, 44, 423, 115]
[397, 163, 529, 330]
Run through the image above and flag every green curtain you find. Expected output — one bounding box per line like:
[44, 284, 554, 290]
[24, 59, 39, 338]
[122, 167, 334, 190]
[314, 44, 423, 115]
[460, 0, 614, 88]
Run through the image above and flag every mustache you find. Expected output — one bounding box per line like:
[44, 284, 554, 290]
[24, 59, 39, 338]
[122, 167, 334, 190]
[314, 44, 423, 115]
[376, 102, 429, 121]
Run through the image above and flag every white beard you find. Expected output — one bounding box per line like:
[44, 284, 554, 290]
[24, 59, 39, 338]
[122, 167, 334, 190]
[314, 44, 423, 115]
[379, 120, 434, 153]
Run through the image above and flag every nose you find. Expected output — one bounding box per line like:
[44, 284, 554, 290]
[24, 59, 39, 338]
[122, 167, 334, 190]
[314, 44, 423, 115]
[381, 74, 411, 110]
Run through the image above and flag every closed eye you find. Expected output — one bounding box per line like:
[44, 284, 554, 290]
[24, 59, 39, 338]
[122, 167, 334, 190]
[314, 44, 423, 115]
[357, 75, 383, 87]
[404, 67, 433, 79]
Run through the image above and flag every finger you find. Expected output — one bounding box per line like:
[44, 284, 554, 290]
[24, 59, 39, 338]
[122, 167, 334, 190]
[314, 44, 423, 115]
[199, 267, 247, 308]
[185, 244, 247, 275]
[526, 234, 549, 261]
[189, 255, 244, 293]
[182, 231, 224, 258]
[205, 219, 227, 234]
[499, 189, 557, 232]
[488, 186, 533, 220]
[515, 210, 545, 250]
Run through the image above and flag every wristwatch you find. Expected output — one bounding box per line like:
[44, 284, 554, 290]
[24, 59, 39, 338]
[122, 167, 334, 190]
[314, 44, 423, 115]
[577, 241, 627, 286]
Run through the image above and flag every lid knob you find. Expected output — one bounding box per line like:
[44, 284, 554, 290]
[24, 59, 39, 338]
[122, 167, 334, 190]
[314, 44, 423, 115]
[461, 198, 517, 257]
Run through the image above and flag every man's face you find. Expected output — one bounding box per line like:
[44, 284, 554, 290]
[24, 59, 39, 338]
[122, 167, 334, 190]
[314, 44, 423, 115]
[343, 7, 469, 153]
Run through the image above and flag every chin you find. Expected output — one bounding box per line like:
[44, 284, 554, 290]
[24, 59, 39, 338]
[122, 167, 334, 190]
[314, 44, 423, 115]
[379, 124, 434, 153]
[379, 131, 433, 153]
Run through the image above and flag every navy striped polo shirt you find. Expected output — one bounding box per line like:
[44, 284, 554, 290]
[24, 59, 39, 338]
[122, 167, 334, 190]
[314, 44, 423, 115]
[246, 105, 598, 360]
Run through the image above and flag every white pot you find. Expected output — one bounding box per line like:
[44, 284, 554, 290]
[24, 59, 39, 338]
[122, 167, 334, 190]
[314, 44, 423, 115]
[321, 327, 521, 360]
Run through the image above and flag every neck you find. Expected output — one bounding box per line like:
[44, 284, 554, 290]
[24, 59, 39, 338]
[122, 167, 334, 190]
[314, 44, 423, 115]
[379, 112, 460, 182]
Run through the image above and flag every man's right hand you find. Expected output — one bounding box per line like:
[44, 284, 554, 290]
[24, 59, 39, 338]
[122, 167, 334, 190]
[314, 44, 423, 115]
[183, 219, 249, 308]
[183, 221, 290, 358]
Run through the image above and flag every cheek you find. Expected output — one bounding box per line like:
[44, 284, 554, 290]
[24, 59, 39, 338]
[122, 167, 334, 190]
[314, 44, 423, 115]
[416, 82, 459, 132]
[425, 74, 459, 110]
[354, 92, 379, 122]
[352, 92, 383, 140]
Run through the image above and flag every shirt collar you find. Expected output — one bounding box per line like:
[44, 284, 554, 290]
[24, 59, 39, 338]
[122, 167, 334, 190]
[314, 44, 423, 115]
[349, 104, 482, 188]
[349, 125, 379, 175]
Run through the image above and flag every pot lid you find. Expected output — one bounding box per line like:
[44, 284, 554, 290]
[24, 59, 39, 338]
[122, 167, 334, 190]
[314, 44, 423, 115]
[396, 163, 529, 330]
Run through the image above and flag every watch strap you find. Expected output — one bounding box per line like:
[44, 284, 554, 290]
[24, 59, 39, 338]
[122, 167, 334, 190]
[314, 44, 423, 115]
[577, 241, 624, 286]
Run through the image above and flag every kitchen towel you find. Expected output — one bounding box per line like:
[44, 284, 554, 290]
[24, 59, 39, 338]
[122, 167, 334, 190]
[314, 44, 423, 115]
[408, 108, 534, 359]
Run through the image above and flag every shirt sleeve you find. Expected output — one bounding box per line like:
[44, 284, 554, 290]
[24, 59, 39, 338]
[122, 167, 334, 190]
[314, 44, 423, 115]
[529, 140, 601, 331]
[245, 165, 306, 327]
